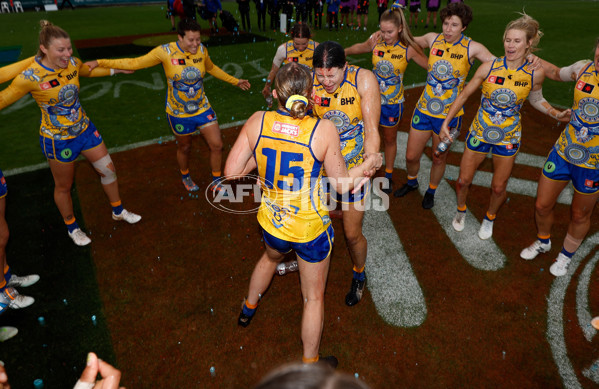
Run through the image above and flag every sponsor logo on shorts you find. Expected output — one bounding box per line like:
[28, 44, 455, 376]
[487, 75, 505, 85]
[40, 79, 60, 90]
[207, 114, 215, 120]
[94, 130, 100, 138]
[576, 81, 595, 94]
[543, 160, 556, 173]
[272, 121, 299, 137]
[389, 117, 395, 123]
[175, 124, 185, 133]
[60, 148, 73, 160]
[412, 115, 420, 125]
[0, 177, 5, 185]
[584, 179, 598, 188]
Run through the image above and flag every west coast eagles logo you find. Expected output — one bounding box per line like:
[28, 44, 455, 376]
[323, 110, 351, 133]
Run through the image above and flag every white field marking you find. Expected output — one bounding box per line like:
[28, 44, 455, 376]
[547, 232, 599, 389]
[576, 251, 599, 342]
[583, 360, 599, 384]
[113, 72, 165, 98]
[363, 189, 427, 327]
[2, 120, 246, 178]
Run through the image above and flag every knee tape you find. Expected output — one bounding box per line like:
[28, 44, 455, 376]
[563, 233, 583, 253]
[92, 155, 117, 185]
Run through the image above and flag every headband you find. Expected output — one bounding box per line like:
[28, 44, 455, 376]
[285, 95, 308, 110]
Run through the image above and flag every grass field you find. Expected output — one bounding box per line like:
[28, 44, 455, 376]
[0, 0, 598, 170]
[0, 1, 599, 388]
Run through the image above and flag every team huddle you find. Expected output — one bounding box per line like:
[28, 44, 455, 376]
[0, 0, 598, 368]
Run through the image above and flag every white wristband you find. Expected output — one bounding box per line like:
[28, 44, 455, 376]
[110, 68, 115, 76]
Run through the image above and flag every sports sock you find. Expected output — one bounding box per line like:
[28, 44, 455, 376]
[484, 212, 496, 221]
[181, 169, 191, 179]
[302, 355, 319, 364]
[212, 171, 222, 183]
[4, 264, 11, 284]
[65, 218, 79, 233]
[385, 168, 393, 180]
[242, 300, 257, 317]
[407, 175, 418, 187]
[352, 265, 366, 281]
[457, 204, 467, 213]
[426, 184, 437, 195]
[538, 234, 550, 245]
[560, 247, 575, 259]
[111, 200, 123, 216]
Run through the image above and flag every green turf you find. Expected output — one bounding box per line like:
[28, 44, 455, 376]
[1, 169, 115, 389]
[1, 0, 598, 170]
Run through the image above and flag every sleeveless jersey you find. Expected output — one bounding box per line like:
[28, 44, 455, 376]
[98, 42, 239, 118]
[554, 62, 599, 169]
[282, 40, 317, 69]
[469, 57, 533, 146]
[372, 39, 409, 106]
[0, 57, 111, 140]
[255, 110, 331, 242]
[312, 65, 364, 168]
[416, 33, 472, 118]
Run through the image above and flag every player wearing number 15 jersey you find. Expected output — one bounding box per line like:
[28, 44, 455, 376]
[225, 62, 376, 366]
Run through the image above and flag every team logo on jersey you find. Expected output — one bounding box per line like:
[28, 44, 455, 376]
[375, 60, 395, 78]
[431, 60, 452, 80]
[576, 81, 595, 94]
[490, 88, 517, 107]
[578, 98, 599, 122]
[431, 48, 444, 57]
[323, 110, 351, 132]
[181, 67, 201, 82]
[171, 59, 186, 65]
[487, 75, 505, 85]
[564, 143, 590, 165]
[272, 121, 299, 137]
[287, 57, 299, 63]
[375, 50, 385, 57]
[40, 79, 60, 90]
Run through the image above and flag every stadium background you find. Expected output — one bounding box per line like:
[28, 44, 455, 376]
[1, 0, 599, 387]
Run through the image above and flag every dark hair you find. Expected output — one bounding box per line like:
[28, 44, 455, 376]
[274, 63, 312, 119]
[290, 22, 312, 39]
[313, 41, 346, 69]
[440, 2, 473, 29]
[37, 20, 69, 58]
[253, 363, 371, 389]
[177, 19, 202, 36]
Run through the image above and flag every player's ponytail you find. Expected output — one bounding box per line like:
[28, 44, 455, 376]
[37, 20, 70, 58]
[380, 8, 424, 57]
[274, 63, 312, 119]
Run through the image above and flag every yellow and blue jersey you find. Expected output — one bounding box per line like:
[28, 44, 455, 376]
[372, 39, 409, 106]
[312, 65, 364, 169]
[0, 57, 35, 84]
[0, 57, 111, 140]
[469, 57, 533, 146]
[416, 33, 472, 118]
[97, 42, 239, 118]
[554, 61, 599, 169]
[283, 39, 316, 69]
[255, 110, 331, 243]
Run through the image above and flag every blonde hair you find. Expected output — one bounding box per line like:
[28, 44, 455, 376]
[380, 9, 424, 57]
[503, 13, 542, 55]
[274, 63, 312, 119]
[37, 20, 70, 58]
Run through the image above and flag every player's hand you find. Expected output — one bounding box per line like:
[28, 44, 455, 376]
[439, 122, 451, 143]
[74, 352, 125, 389]
[527, 54, 542, 70]
[84, 60, 99, 71]
[0, 362, 10, 389]
[262, 85, 271, 99]
[237, 79, 251, 90]
[555, 108, 571, 123]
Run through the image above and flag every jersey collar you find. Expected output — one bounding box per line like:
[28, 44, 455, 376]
[36, 57, 56, 72]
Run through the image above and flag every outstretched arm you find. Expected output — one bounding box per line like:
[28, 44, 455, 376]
[0, 56, 35, 84]
[541, 58, 591, 82]
[469, 40, 496, 64]
[345, 35, 376, 56]
[528, 68, 570, 122]
[407, 44, 428, 70]
[224, 111, 262, 177]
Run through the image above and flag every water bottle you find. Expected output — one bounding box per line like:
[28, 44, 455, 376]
[434, 127, 459, 157]
[276, 260, 299, 275]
